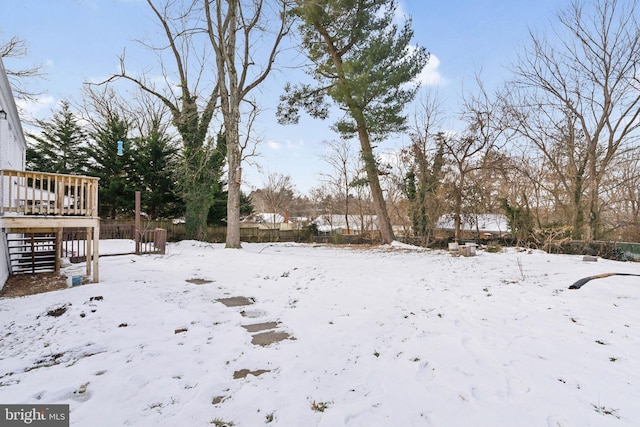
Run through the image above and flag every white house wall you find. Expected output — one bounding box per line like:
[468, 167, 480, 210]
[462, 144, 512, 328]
[0, 57, 28, 290]
[0, 58, 26, 170]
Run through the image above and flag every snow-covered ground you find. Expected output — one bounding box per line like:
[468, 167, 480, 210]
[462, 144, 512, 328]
[1, 240, 639, 426]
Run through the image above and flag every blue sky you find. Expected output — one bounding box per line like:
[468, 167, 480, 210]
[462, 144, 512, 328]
[1, 0, 568, 194]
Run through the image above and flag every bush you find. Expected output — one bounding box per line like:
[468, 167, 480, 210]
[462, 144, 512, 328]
[486, 242, 502, 253]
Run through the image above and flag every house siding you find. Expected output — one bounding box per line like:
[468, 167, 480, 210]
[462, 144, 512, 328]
[0, 57, 28, 289]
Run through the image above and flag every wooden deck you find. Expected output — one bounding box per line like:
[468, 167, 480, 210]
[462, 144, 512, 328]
[1, 169, 100, 282]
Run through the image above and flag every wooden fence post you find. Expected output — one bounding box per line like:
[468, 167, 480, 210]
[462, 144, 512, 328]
[154, 228, 167, 255]
[135, 191, 141, 255]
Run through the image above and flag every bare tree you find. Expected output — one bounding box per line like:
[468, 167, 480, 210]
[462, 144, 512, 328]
[319, 139, 358, 234]
[260, 172, 295, 228]
[504, 94, 591, 238]
[399, 90, 446, 244]
[510, 0, 640, 240]
[1, 36, 46, 107]
[308, 183, 335, 229]
[205, 0, 293, 247]
[442, 78, 506, 240]
[504, 150, 554, 230]
[599, 150, 640, 240]
[102, 0, 220, 241]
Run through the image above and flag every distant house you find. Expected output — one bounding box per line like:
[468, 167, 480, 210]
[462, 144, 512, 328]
[312, 214, 379, 235]
[434, 213, 510, 239]
[0, 57, 100, 290]
[242, 212, 285, 229]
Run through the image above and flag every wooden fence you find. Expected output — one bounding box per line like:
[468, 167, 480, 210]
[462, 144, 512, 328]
[61, 221, 344, 263]
[100, 220, 320, 244]
[62, 225, 167, 262]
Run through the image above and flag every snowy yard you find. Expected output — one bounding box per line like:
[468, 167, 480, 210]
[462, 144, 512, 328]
[1, 241, 639, 426]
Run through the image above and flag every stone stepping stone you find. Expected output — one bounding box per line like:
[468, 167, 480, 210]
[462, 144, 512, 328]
[217, 296, 254, 307]
[242, 322, 279, 333]
[186, 278, 214, 285]
[251, 331, 292, 346]
[233, 369, 270, 379]
[240, 309, 265, 318]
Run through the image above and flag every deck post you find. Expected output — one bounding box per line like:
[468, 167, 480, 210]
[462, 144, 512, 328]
[55, 228, 62, 272]
[92, 221, 99, 283]
[86, 226, 92, 278]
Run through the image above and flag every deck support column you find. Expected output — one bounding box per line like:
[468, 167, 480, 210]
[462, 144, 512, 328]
[92, 222, 99, 283]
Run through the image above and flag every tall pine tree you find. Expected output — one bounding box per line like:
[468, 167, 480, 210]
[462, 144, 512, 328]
[27, 100, 88, 174]
[278, 0, 429, 243]
[132, 117, 183, 220]
[84, 113, 134, 218]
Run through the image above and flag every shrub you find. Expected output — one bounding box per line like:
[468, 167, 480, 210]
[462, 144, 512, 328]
[486, 242, 502, 253]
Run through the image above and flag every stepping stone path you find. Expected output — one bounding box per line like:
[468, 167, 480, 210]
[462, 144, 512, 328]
[241, 321, 279, 333]
[217, 296, 255, 307]
[216, 296, 292, 346]
[216, 295, 294, 380]
[186, 278, 215, 285]
[232, 369, 271, 380]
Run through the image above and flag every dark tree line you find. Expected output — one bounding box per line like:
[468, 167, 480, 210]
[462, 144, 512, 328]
[26, 98, 252, 223]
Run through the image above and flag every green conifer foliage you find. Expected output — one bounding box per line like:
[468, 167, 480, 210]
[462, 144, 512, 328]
[279, 0, 429, 243]
[27, 100, 88, 174]
[84, 113, 133, 218]
[132, 118, 183, 220]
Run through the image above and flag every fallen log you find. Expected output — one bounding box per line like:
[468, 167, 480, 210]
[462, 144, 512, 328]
[569, 273, 640, 290]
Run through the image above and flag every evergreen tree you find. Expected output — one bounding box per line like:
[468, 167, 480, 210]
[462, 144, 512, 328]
[132, 118, 183, 220]
[239, 191, 254, 218]
[208, 189, 254, 226]
[278, 0, 429, 243]
[27, 100, 88, 174]
[502, 197, 534, 243]
[207, 188, 228, 226]
[84, 113, 134, 218]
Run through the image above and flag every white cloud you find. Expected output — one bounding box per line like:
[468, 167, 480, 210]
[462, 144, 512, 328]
[16, 95, 55, 121]
[266, 139, 305, 152]
[379, 149, 402, 169]
[416, 53, 447, 86]
[394, 2, 408, 23]
[267, 140, 282, 151]
[286, 140, 304, 150]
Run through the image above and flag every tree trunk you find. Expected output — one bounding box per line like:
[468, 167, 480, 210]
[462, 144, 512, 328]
[356, 121, 394, 244]
[453, 171, 464, 241]
[224, 104, 242, 248]
[453, 212, 461, 241]
[588, 176, 600, 241]
[212, 0, 242, 249]
[570, 176, 585, 240]
[226, 144, 242, 248]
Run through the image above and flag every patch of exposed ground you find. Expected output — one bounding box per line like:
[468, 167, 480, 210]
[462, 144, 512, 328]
[0, 273, 67, 298]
